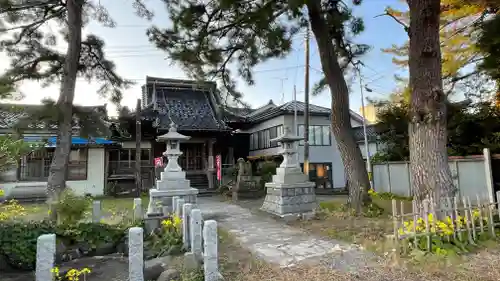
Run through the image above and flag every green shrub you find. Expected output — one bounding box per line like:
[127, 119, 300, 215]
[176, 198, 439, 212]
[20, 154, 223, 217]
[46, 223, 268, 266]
[0, 220, 128, 270]
[54, 189, 91, 224]
[0, 220, 55, 270]
[57, 222, 127, 249]
[147, 215, 184, 257]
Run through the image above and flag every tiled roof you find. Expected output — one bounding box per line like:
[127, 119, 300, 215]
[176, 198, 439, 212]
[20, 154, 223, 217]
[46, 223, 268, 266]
[142, 85, 230, 131]
[279, 100, 331, 114]
[0, 104, 107, 131]
[243, 100, 364, 123]
[222, 100, 276, 122]
[352, 124, 381, 142]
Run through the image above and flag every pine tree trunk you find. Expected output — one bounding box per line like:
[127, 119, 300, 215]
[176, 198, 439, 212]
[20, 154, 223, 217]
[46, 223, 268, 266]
[307, 1, 371, 214]
[47, 0, 83, 221]
[408, 0, 456, 205]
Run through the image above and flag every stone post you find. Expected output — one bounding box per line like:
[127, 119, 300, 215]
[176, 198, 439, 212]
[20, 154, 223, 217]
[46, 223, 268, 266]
[182, 203, 193, 249]
[172, 196, 180, 214]
[162, 206, 169, 216]
[483, 148, 495, 204]
[36, 234, 56, 281]
[203, 220, 219, 281]
[190, 209, 203, 260]
[128, 227, 144, 281]
[92, 200, 101, 223]
[176, 198, 185, 217]
[133, 198, 143, 222]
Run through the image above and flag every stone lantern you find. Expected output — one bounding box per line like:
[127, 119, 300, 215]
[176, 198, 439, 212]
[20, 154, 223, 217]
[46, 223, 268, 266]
[147, 122, 198, 216]
[260, 126, 316, 221]
[157, 122, 190, 177]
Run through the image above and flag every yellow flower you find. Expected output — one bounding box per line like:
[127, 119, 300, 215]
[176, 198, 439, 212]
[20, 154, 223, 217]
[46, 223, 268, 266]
[162, 219, 173, 227]
[472, 209, 480, 218]
[51, 267, 60, 275]
[0, 189, 4, 196]
[173, 215, 182, 227]
[80, 268, 91, 274]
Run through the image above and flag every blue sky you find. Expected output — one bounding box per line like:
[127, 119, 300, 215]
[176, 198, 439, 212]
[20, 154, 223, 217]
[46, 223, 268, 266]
[2, 0, 409, 115]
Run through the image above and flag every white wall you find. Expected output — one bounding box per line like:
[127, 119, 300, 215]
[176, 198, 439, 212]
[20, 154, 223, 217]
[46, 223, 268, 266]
[372, 158, 492, 203]
[2, 148, 106, 197]
[358, 142, 382, 159]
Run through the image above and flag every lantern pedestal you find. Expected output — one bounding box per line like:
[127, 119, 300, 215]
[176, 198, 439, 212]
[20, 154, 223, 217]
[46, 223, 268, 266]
[260, 127, 317, 221]
[146, 122, 199, 216]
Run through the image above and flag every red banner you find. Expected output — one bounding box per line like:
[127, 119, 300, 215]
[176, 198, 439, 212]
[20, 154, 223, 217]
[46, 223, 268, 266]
[216, 155, 221, 181]
[154, 157, 163, 167]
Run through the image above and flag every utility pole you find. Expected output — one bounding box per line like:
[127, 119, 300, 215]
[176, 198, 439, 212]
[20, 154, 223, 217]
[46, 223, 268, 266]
[357, 68, 373, 189]
[135, 98, 142, 197]
[304, 24, 310, 176]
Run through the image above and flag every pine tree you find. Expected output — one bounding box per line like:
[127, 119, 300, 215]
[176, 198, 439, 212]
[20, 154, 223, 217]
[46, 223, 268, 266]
[0, 0, 152, 220]
[147, 0, 371, 212]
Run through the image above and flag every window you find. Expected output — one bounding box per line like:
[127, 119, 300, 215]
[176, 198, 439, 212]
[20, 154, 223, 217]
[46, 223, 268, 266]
[298, 125, 305, 145]
[249, 125, 285, 150]
[258, 131, 264, 149]
[313, 126, 322, 145]
[322, 126, 331, 146]
[297, 125, 331, 146]
[67, 148, 88, 180]
[19, 148, 88, 181]
[141, 149, 150, 161]
[299, 162, 333, 189]
[277, 125, 283, 136]
[119, 149, 129, 162]
[264, 130, 270, 149]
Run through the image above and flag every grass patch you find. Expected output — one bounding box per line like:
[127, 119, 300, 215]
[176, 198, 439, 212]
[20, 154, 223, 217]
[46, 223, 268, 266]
[0, 195, 150, 224]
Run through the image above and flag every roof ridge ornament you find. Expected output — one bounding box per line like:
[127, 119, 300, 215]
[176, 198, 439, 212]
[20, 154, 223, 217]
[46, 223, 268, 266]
[169, 121, 178, 132]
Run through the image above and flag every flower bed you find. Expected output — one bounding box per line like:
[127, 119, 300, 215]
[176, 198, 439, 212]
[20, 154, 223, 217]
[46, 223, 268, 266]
[397, 211, 494, 255]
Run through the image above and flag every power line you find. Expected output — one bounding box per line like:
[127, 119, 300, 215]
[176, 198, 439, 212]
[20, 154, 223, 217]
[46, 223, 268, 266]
[69, 65, 307, 82]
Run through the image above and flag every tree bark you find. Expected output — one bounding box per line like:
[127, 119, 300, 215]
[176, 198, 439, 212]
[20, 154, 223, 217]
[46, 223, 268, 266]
[408, 0, 456, 204]
[47, 0, 83, 221]
[306, 1, 371, 214]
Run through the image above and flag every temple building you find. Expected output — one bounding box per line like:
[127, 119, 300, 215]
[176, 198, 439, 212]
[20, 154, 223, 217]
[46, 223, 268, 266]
[0, 76, 379, 199]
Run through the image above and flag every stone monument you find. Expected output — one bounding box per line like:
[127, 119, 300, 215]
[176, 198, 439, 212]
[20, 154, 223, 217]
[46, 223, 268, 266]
[147, 122, 198, 216]
[260, 126, 316, 220]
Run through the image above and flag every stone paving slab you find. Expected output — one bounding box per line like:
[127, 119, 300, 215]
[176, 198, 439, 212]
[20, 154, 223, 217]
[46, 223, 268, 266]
[197, 198, 377, 270]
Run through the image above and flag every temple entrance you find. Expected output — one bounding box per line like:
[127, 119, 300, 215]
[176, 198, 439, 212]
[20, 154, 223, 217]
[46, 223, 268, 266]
[179, 143, 204, 172]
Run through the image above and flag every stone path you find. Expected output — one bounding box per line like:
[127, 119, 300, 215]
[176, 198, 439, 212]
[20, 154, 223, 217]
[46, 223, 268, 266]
[197, 198, 377, 271]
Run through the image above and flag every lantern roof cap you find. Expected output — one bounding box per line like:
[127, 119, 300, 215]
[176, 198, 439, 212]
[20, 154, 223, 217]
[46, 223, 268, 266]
[157, 122, 191, 142]
[270, 126, 302, 143]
